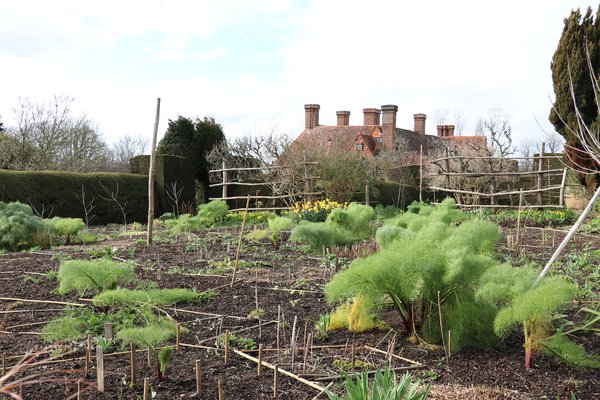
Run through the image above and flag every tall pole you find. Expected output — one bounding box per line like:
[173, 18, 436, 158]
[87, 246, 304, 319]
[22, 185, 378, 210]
[147, 98, 161, 245]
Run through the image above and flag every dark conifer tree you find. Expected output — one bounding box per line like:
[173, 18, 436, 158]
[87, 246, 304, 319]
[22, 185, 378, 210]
[549, 6, 600, 188]
[157, 115, 225, 203]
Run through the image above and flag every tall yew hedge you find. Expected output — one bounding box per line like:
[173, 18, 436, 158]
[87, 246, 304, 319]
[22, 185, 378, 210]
[0, 170, 151, 224]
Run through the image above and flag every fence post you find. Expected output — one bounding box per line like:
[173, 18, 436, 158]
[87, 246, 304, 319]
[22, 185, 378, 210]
[222, 159, 228, 202]
[537, 143, 545, 207]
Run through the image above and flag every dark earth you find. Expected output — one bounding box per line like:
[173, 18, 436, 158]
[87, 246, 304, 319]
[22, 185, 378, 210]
[0, 221, 598, 399]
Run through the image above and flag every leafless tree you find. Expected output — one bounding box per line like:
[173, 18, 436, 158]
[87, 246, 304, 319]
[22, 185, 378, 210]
[452, 110, 467, 136]
[476, 108, 516, 157]
[110, 134, 149, 172]
[432, 108, 449, 126]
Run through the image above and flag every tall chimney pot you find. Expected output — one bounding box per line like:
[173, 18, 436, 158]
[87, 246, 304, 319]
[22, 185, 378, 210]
[336, 110, 351, 126]
[304, 104, 320, 129]
[381, 105, 398, 150]
[413, 113, 426, 136]
[363, 108, 381, 125]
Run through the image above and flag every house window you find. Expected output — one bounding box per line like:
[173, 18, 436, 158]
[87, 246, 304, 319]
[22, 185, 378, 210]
[374, 137, 382, 143]
[355, 143, 364, 151]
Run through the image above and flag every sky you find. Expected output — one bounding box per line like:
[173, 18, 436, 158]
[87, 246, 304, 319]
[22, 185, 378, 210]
[0, 1, 596, 149]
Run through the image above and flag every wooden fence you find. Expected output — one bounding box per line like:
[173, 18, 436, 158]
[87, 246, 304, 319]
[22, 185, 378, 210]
[427, 145, 568, 209]
[208, 158, 320, 212]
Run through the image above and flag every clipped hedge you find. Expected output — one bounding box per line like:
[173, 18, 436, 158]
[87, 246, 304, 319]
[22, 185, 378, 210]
[130, 154, 196, 214]
[0, 170, 151, 225]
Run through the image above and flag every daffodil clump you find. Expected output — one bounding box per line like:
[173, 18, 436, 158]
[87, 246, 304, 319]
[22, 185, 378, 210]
[289, 199, 348, 222]
[493, 209, 575, 227]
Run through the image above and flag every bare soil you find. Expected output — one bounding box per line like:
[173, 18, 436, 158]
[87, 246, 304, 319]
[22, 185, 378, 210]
[0, 223, 598, 399]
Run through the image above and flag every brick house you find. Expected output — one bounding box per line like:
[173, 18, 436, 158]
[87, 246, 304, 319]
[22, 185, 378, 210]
[293, 104, 485, 164]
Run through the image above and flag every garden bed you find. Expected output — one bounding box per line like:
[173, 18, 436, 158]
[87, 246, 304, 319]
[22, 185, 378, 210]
[0, 222, 598, 399]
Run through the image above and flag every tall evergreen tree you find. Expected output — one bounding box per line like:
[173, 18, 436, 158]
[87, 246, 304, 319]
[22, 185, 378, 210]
[549, 6, 600, 188]
[157, 115, 225, 203]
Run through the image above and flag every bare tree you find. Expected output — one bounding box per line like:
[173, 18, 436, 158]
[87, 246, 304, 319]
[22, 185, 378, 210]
[432, 108, 449, 126]
[110, 134, 149, 172]
[476, 108, 515, 157]
[518, 139, 539, 171]
[452, 110, 467, 136]
[545, 131, 565, 154]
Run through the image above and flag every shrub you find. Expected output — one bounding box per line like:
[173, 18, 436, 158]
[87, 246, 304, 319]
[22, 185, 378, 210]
[327, 200, 501, 352]
[290, 203, 375, 251]
[57, 259, 136, 295]
[92, 288, 206, 307]
[196, 199, 229, 225]
[0, 201, 44, 251]
[46, 217, 86, 244]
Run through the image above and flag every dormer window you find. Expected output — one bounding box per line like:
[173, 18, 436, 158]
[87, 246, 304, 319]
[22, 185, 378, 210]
[355, 143, 364, 151]
[374, 137, 382, 143]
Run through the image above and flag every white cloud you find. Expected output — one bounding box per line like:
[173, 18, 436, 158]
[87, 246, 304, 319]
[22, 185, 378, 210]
[196, 48, 230, 61]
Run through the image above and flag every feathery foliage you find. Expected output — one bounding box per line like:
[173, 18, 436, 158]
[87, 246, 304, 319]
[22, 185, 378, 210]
[290, 203, 375, 251]
[327, 368, 430, 400]
[0, 201, 44, 251]
[116, 319, 178, 350]
[57, 259, 136, 295]
[196, 199, 229, 225]
[327, 295, 386, 333]
[46, 217, 86, 244]
[327, 198, 501, 351]
[92, 288, 209, 307]
[158, 346, 174, 377]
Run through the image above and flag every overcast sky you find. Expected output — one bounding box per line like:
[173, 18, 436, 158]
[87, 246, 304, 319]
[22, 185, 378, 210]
[0, 1, 595, 148]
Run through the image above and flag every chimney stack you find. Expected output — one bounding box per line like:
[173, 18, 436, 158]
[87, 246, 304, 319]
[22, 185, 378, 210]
[304, 104, 320, 129]
[363, 108, 381, 125]
[413, 113, 426, 136]
[381, 104, 398, 150]
[437, 124, 455, 137]
[336, 110, 350, 126]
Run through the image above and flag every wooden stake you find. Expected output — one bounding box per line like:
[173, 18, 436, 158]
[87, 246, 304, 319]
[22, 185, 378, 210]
[276, 305, 281, 355]
[351, 343, 356, 369]
[218, 379, 224, 400]
[147, 97, 161, 245]
[302, 333, 311, 374]
[2, 352, 6, 376]
[448, 330, 452, 359]
[104, 323, 113, 340]
[224, 330, 229, 365]
[143, 377, 149, 400]
[176, 324, 180, 351]
[130, 342, 137, 388]
[147, 348, 151, 367]
[230, 195, 251, 287]
[437, 291, 449, 362]
[77, 378, 82, 400]
[195, 359, 202, 394]
[257, 344, 263, 377]
[96, 345, 104, 393]
[255, 270, 262, 340]
[273, 364, 279, 398]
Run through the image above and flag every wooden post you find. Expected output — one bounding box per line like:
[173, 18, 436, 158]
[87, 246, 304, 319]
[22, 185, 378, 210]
[419, 145, 423, 202]
[222, 159, 228, 201]
[230, 195, 251, 287]
[273, 364, 279, 398]
[536, 142, 545, 207]
[257, 344, 263, 376]
[195, 359, 202, 394]
[2, 352, 5, 376]
[77, 378, 82, 400]
[224, 330, 229, 365]
[147, 97, 161, 245]
[96, 345, 104, 393]
[559, 168, 568, 208]
[176, 323, 180, 351]
[104, 323, 113, 340]
[444, 147, 451, 190]
[218, 379, 224, 400]
[143, 377, 149, 400]
[130, 343, 137, 388]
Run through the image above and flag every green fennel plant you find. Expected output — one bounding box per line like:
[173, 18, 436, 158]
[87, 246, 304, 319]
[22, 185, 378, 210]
[57, 259, 136, 295]
[327, 368, 430, 400]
